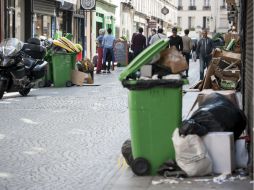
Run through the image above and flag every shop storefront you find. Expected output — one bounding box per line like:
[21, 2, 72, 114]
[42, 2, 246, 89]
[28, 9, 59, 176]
[24, 0, 76, 41]
[91, 0, 116, 58]
[95, 0, 116, 36]
[0, 0, 4, 41]
[240, 0, 253, 175]
[1, 0, 25, 41]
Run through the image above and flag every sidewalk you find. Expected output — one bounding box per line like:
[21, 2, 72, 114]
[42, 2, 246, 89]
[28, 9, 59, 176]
[107, 60, 253, 190]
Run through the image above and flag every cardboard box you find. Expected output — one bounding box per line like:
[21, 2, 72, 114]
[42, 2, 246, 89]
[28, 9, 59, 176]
[71, 70, 93, 86]
[72, 70, 86, 86]
[202, 132, 235, 174]
[140, 65, 152, 77]
[222, 50, 241, 63]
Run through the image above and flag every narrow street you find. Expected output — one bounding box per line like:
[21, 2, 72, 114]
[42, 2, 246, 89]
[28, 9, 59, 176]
[0, 69, 130, 190]
[0, 60, 200, 190]
[0, 61, 252, 190]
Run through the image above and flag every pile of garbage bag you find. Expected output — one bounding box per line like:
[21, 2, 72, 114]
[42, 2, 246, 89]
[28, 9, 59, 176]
[180, 93, 246, 140]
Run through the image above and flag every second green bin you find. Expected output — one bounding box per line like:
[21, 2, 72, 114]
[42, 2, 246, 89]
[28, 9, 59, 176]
[52, 52, 76, 87]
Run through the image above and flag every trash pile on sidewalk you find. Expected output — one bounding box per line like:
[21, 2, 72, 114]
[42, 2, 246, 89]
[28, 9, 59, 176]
[42, 34, 94, 87]
[191, 33, 242, 91]
[119, 38, 250, 184]
[132, 46, 188, 80]
[121, 92, 249, 181]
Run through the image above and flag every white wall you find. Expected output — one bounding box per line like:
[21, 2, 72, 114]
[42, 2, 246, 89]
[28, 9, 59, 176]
[178, 0, 229, 38]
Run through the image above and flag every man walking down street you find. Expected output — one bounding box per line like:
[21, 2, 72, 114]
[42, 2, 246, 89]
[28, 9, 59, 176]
[169, 27, 183, 52]
[196, 29, 214, 80]
[149, 28, 167, 45]
[147, 29, 156, 46]
[102, 28, 115, 73]
[182, 29, 192, 77]
[131, 27, 146, 58]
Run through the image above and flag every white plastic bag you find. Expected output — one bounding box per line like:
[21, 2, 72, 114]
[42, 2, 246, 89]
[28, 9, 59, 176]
[172, 128, 212, 177]
[235, 139, 249, 168]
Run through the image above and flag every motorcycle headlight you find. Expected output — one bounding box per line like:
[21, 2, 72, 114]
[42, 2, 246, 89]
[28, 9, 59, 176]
[3, 46, 16, 57]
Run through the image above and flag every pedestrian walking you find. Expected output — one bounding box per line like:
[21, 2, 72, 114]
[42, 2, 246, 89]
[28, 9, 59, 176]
[131, 27, 146, 58]
[196, 29, 214, 80]
[182, 29, 192, 77]
[149, 28, 167, 45]
[169, 27, 183, 52]
[96, 29, 105, 74]
[102, 28, 115, 73]
[147, 29, 156, 46]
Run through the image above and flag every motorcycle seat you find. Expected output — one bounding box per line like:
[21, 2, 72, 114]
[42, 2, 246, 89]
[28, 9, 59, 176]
[23, 58, 35, 69]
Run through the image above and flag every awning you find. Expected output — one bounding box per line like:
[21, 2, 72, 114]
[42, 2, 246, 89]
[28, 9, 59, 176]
[56, 0, 77, 5]
[57, 0, 77, 11]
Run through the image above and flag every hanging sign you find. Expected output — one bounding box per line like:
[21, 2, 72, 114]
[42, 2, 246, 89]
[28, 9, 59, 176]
[81, 0, 96, 10]
[161, 6, 169, 15]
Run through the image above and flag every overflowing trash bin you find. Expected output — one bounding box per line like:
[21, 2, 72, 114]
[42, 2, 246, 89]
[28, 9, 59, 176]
[52, 52, 76, 87]
[119, 39, 184, 175]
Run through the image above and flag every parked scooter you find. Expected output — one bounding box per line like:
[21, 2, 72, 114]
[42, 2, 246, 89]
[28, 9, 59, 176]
[0, 38, 48, 99]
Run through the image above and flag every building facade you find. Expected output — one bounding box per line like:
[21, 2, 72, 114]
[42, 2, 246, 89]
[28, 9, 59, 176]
[177, 0, 229, 38]
[90, 0, 117, 59]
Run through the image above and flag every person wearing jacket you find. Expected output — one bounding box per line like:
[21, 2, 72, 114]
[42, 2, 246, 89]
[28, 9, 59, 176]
[169, 27, 183, 51]
[182, 29, 192, 77]
[149, 28, 167, 45]
[102, 28, 115, 73]
[131, 27, 146, 58]
[196, 29, 214, 80]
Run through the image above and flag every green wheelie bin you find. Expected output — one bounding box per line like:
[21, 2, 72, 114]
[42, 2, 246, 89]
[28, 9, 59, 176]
[119, 39, 183, 176]
[51, 52, 76, 87]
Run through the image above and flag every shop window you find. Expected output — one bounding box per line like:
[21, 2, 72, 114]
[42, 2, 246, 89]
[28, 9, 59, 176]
[34, 14, 53, 38]
[4, 0, 15, 38]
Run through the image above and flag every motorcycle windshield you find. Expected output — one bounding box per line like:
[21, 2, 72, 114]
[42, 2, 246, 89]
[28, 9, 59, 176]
[0, 38, 23, 57]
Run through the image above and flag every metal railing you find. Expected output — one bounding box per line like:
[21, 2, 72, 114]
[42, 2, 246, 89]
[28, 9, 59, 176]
[188, 6, 196, 10]
[203, 6, 211, 10]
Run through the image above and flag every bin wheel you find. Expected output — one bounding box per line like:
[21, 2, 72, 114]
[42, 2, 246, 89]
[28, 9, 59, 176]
[66, 81, 72, 87]
[131, 157, 150, 176]
[38, 81, 45, 88]
[45, 80, 52, 87]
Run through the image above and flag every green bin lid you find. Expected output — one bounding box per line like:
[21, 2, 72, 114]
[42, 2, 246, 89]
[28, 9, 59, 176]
[119, 39, 169, 81]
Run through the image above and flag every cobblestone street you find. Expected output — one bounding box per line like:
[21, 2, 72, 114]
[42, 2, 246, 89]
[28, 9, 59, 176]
[0, 69, 130, 190]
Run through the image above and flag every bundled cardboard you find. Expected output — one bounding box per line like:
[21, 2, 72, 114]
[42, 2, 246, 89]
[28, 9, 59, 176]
[71, 70, 93, 86]
[157, 47, 188, 74]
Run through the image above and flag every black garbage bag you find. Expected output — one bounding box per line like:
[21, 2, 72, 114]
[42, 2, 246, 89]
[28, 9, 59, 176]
[121, 139, 134, 166]
[180, 119, 209, 136]
[180, 93, 246, 139]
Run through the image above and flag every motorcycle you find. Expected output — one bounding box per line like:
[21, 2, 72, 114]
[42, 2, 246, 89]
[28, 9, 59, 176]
[0, 38, 48, 99]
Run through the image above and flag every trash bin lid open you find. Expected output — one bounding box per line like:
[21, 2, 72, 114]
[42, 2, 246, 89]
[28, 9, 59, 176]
[119, 39, 169, 81]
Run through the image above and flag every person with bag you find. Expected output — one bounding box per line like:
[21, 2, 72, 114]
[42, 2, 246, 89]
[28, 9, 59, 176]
[147, 29, 156, 46]
[182, 29, 192, 77]
[196, 29, 214, 80]
[169, 27, 183, 52]
[149, 28, 167, 45]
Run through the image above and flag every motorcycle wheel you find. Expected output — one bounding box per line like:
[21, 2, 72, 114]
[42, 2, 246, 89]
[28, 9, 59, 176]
[0, 80, 5, 99]
[19, 88, 31, 97]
